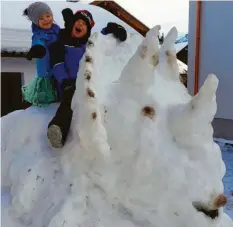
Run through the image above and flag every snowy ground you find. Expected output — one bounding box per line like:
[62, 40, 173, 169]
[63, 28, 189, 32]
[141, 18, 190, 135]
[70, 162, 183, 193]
[2, 141, 233, 223]
[220, 144, 233, 218]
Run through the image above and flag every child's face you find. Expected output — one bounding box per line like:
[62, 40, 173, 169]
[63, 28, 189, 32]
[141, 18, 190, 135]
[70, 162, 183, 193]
[72, 19, 88, 38]
[39, 13, 53, 29]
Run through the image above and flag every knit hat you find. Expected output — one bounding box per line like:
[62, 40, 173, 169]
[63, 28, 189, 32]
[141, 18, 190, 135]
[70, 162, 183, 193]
[23, 2, 53, 26]
[62, 8, 95, 31]
[73, 10, 95, 29]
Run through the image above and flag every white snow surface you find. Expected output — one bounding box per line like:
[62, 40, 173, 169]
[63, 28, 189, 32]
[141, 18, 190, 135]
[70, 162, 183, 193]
[1, 26, 233, 227]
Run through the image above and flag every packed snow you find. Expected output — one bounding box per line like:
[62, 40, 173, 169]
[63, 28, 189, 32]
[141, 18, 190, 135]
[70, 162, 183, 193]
[218, 142, 233, 219]
[1, 26, 233, 227]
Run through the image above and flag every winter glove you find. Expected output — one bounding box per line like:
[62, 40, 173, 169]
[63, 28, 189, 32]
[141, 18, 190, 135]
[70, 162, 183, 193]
[62, 8, 74, 34]
[103, 22, 127, 42]
[49, 41, 66, 68]
[26, 45, 46, 60]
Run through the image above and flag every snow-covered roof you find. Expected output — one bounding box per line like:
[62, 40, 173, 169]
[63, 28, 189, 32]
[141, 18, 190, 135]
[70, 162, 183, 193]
[1, 28, 32, 53]
[175, 33, 188, 53]
[1, 1, 138, 52]
[175, 41, 188, 54]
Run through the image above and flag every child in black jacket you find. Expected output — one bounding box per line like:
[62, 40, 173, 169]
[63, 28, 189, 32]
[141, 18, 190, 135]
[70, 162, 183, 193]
[47, 8, 127, 148]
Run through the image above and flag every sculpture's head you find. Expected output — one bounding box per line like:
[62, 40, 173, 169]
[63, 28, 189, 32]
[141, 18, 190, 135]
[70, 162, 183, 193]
[73, 25, 228, 226]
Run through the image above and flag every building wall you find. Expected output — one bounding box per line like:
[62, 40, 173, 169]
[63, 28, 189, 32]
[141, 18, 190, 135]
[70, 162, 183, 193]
[188, 1, 233, 120]
[1, 57, 36, 85]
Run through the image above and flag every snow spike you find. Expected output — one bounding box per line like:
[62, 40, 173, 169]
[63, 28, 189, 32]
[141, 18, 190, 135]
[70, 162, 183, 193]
[161, 27, 178, 51]
[146, 25, 161, 39]
[138, 25, 160, 61]
[76, 32, 111, 159]
[119, 25, 161, 95]
[168, 74, 218, 145]
[158, 27, 180, 81]
[146, 25, 161, 67]
[190, 74, 218, 115]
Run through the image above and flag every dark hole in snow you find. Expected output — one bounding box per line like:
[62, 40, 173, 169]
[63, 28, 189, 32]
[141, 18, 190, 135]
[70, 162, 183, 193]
[36, 175, 41, 180]
[87, 40, 94, 47]
[86, 75, 91, 80]
[85, 55, 93, 63]
[28, 169, 31, 172]
[193, 202, 219, 219]
[85, 70, 91, 80]
[142, 106, 155, 120]
[87, 88, 95, 98]
[69, 184, 73, 187]
[92, 112, 97, 119]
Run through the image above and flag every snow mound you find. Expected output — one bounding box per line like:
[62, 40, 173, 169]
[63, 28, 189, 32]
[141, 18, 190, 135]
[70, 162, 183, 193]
[1, 26, 233, 227]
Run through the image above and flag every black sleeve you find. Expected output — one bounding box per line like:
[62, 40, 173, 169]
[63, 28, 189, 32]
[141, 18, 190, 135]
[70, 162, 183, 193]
[49, 38, 66, 68]
[62, 8, 74, 33]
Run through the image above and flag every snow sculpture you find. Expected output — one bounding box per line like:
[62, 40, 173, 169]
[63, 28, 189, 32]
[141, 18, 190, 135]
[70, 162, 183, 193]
[1, 26, 233, 227]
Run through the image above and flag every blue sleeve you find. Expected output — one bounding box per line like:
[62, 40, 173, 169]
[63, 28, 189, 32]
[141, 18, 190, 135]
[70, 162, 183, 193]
[52, 62, 70, 96]
[52, 62, 69, 85]
[32, 33, 45, 47]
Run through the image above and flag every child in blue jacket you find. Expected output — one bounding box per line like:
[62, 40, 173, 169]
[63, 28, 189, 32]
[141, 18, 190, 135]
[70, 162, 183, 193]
[47, 8, 127, 148]
[22, 2, 60, 106]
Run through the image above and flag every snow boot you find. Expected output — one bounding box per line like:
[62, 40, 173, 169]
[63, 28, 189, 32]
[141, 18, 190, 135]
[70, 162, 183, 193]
[47, 79, 76, 148]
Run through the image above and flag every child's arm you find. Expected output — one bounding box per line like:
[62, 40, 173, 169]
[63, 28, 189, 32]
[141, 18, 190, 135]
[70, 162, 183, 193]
[49, 39, 65, 68]
[49, 39, 69, 87]
[26, 34, 47, 60]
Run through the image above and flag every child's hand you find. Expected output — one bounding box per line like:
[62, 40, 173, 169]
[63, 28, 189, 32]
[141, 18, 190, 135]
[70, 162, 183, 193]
[103, 22, 127, 42]
[62, 8, 74, 32]
[26, 45, 46, 60]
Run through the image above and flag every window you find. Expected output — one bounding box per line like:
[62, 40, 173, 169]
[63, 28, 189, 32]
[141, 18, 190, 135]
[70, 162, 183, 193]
[1, 72, 24, 116]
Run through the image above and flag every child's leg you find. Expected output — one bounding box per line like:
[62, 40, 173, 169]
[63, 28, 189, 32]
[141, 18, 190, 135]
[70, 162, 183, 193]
[47, 79, 76, 148]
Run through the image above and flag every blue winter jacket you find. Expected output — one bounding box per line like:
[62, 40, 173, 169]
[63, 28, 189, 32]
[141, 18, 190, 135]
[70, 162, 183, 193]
[52, 28, 108, 95]
[31, 23, 60, 78]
